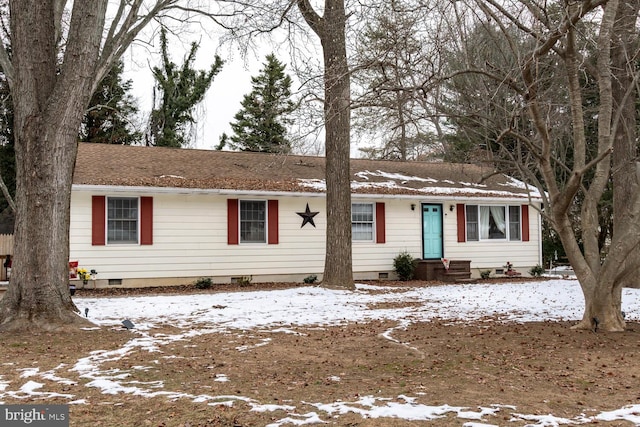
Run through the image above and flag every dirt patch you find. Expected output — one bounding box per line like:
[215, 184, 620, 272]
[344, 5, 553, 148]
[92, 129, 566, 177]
[2, 280, 638, 426]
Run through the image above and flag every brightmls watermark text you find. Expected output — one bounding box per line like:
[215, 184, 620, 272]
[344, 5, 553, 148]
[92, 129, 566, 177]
[1, 405, 68, 426]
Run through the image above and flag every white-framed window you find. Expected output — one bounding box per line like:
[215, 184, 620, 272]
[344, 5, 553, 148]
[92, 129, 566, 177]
[240, 200, 266, 243]
[107, 197, 139, 244]
[352, 203, 374, 241]
[466, 205, 521, 241]
[508, 205, 521, 240]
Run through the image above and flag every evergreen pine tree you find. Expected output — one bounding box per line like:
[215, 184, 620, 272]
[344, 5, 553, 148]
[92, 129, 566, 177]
[149, 28, 224, 148]
[229, 54, 295, 153]
[81, 60, 142, 145]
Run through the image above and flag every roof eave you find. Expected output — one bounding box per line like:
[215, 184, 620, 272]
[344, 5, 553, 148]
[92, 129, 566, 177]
[72, 184, 542, 203]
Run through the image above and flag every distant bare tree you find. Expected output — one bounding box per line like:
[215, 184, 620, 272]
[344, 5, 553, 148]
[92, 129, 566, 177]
[350, 0, 447, 161]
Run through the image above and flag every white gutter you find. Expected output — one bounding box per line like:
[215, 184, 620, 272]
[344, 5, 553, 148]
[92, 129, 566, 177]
[72, 184, 325, 198]
[72, 184, 542, 204]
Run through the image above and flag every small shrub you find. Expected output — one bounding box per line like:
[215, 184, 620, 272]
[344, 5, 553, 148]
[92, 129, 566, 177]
[529, 264, 545, 277]
[238, 276, 253, 287]
[393, 251, 415, 281]
[303, 275, 318, 284]
[480, 270, 491, 279]
[194, 277, 213, 289]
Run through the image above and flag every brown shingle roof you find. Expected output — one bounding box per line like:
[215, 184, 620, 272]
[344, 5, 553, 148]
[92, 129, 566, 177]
[73, 143, 539, 199]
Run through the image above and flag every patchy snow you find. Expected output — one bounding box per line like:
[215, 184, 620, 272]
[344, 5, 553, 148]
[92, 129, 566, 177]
[0, 380, 76, 401]
[213, 374, 229, 382]
[76, 280, 613, 333]
[1, 279, 640, 426]
[355, 170, 439, 183]
[501, 175, 543, 198]
[297, 169, 540, 199]
[459, 181, 488, 188]
[595, 405, 640, 424]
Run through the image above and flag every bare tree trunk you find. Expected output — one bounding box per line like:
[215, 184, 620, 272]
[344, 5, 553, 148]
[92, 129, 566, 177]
[298, 0, 353, 289]
[573, 273, 625, 332]
[0, 115, 84, 331]
[569, 0, 639, 331]
[396, 91, 408, 161]
[611, 0, 640, 289]
[467, 0, 629, 331]
[0, 0, 107, 331]
[587, 283, 624, 332]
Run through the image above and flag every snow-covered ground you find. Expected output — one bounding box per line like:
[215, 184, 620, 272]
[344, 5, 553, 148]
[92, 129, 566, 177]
[2, 278, 640, 426]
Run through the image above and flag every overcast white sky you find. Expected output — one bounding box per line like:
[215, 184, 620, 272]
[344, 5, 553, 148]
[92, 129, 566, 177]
[123, 35, 270, 150]
[121, 19, 344, 156]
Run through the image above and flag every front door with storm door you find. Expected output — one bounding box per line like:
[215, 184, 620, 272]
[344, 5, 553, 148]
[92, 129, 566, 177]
[422, 204, 443, 259]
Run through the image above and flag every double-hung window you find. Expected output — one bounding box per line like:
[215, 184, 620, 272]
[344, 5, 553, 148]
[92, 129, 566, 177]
[240, 200, 266, 243]
[107, 197, 139, 244]
[508, 206, 521, 240]
[352, 203, 374, 241]
[465, 205, 521, 241]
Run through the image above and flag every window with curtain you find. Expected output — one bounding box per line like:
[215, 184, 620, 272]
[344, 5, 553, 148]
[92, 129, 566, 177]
[352, 203, 374, 241]
[466, 205, 521, 241]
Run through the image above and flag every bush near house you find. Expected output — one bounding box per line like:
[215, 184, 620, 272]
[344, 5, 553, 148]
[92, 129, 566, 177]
[303, 275, 318, 284]
[393, 251, 415, 281]
[194, 277, 213, 289]
[529, 264, 545, 277]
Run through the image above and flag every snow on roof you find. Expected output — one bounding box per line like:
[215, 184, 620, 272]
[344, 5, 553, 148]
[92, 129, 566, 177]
[74, 143, 542, 200]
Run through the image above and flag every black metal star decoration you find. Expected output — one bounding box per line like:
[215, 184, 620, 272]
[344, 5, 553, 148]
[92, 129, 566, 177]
[297, 203, 319, 228]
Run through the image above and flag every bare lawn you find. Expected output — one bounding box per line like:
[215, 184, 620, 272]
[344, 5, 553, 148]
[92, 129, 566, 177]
[1, 281, 639, 426]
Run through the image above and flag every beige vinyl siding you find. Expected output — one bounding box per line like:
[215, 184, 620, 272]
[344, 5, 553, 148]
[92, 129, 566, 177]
[70, 188, 542, 285]
[352, 199, 422, 274]
[70, 191, 327, 282]
[442, 202, 541, 273]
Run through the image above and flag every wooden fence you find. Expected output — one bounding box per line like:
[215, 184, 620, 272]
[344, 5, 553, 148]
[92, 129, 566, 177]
[0, 234, 12, 255]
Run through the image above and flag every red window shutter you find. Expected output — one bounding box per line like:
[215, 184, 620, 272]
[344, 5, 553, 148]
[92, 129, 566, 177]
[227, 199, 239, 245]
[268, 200, 279, 244]
[375, 202, 386, 244]
[456, 203, 466, 243]
[521, 204, 530, 242]
[140, 197, 153, 245]
[91, 196, 106, 246]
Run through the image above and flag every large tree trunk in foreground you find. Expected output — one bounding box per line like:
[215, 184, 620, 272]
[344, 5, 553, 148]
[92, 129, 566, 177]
[0, 117, 84, 331]
[610, 0, 640, 290]
[573, 0, 639, 331]
[298, 0, 354, 289]
[578, 282, 624, 332]
[0, 1, 107, 331]
[518, 0, 636, 332]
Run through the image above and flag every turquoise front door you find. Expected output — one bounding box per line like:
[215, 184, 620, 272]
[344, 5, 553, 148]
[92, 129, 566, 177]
[422, 204, 443, 259]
